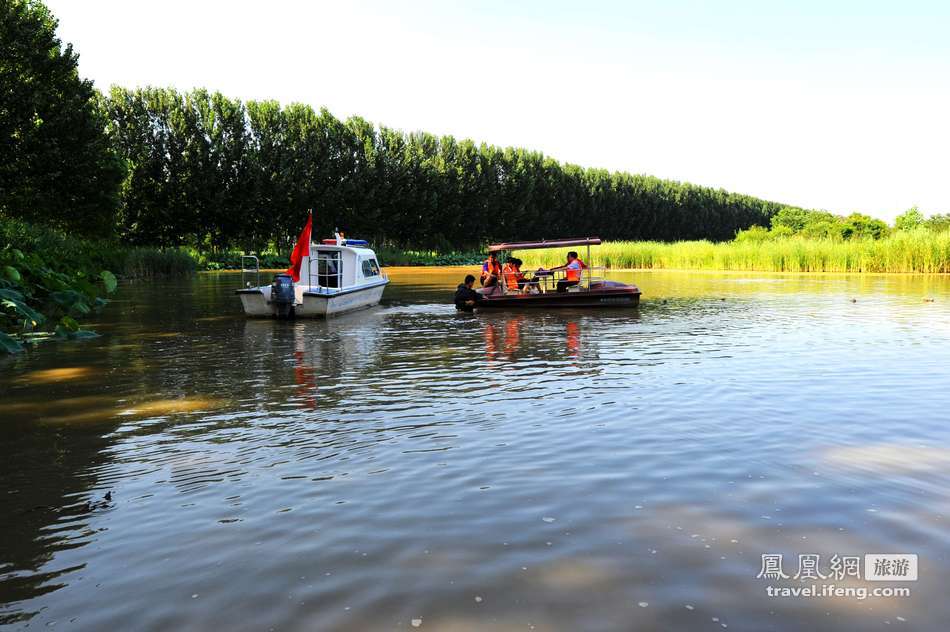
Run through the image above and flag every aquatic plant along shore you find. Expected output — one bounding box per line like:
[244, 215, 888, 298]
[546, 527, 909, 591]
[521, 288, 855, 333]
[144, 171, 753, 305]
[512, 208, 950, 273]
[517, 231, 950, 274]
[0, 218, 195, 352]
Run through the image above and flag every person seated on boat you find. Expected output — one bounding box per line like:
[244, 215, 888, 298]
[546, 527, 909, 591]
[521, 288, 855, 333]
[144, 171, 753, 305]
[455, 274, 483, 312]
[480, 252, 502, 287]
[502, 257, 528, 293]
[550, 251, 585, 293]
[510, 258, 542, 293]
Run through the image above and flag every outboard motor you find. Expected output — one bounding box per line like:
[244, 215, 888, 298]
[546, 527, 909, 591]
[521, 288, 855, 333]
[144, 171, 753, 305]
[270, 273, 296, 319]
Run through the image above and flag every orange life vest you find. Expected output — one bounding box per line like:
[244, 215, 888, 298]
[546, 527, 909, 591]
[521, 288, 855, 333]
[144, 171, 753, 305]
[502, 263, 521, 290]
[481, 258, 502, 284]
[566, 259, 583, 282]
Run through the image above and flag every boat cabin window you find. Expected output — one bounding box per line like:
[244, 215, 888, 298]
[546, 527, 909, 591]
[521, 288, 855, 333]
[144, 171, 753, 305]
[315, 251, 341, 288]
[361, 258, 380, 278]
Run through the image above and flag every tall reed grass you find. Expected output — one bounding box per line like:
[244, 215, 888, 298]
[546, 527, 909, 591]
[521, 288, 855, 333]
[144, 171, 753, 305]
[122, 248, 197, 278]
[0, 216, 197, 278]
[515, 231, 950, 273]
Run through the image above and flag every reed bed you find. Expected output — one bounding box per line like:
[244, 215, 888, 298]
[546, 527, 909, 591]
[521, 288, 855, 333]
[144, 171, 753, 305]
[122, 248, 197, 278]
[515, 231, 950, 273]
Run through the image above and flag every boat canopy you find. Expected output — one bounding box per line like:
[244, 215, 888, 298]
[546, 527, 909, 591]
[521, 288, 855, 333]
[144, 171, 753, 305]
[488, 237, 602, 253]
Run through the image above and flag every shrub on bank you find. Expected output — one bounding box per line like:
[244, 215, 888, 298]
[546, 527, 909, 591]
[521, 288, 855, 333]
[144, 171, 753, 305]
[374, 246, 483, 267]
[193, 250, 289, 271]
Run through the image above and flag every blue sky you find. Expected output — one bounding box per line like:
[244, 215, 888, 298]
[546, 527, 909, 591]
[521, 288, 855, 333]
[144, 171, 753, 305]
[48, 0, 950, 220]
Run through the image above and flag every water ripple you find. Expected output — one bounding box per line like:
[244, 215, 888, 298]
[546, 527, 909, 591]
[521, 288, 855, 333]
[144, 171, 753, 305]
[2, 271, 950, 629]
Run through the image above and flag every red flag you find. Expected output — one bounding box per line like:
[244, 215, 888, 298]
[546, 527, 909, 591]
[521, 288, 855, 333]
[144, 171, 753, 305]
[285, 212, 312, 282]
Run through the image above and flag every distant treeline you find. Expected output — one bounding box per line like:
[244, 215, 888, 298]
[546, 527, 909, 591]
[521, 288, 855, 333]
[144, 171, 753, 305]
[3, 0, 945, 261]
[100, 87, 793, 251]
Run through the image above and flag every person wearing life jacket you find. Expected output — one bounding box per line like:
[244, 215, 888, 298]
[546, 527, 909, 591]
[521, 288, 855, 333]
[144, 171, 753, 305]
[502, 257, 529, 292]
[551, 251, 587, 293]
[480, 252, 502, 287]
[501, 260, 519, 291]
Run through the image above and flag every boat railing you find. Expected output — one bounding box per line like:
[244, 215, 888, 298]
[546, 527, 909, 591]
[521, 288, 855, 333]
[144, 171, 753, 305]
[241, 255, 260, 288]
[500, 265, 610, 295]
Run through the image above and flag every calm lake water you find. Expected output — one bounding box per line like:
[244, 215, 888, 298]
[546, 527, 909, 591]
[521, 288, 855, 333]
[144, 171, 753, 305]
[2, 268, 950, 631]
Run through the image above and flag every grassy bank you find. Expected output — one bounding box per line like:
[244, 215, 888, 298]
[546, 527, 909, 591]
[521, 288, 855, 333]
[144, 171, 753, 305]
[0, 217, 196, 353]
[196, 247, 483, 270]
[516, 231, 950, 273]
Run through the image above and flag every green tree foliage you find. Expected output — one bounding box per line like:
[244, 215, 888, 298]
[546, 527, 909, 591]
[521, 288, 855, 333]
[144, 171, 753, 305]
[103, 87, 791, 252]
[894, 206, 924, 231]
[925, 213, 950, 233]
[771, 207, 838, 233]
[752, 207, 890, 241]
[0, 0, 123, 234]
[840, 213, 888, 240]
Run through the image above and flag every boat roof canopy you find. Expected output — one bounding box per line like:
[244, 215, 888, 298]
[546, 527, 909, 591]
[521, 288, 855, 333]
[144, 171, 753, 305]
[488, 237, 602, 252]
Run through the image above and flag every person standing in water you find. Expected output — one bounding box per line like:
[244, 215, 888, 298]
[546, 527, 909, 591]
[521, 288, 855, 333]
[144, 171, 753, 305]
[454, 274, 482, 312]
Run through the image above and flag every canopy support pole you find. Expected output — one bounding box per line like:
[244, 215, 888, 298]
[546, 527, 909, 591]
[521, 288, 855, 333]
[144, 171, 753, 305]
[586, 242, 592, 289]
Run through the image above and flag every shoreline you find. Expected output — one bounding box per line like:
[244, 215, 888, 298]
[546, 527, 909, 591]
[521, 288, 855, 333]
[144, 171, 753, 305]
[205, 266, 950, 277]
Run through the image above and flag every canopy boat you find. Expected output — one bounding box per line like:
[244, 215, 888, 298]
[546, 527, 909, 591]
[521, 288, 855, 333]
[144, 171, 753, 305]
[477, 237, 641, 308]
[237, 222, 388, 318]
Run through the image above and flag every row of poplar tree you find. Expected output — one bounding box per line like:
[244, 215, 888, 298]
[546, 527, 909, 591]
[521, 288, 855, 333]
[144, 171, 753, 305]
[102, 88, 794, 251]
[3, 0, 793, 253]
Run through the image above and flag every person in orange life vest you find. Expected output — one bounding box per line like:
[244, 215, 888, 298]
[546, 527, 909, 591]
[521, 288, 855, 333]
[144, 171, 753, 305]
[502, 257, 528, 292]
[550, 251, 586, 293]
[513, 258, 533, 290]
[480, 252, 502, 287]
[512, 258, 539, 292]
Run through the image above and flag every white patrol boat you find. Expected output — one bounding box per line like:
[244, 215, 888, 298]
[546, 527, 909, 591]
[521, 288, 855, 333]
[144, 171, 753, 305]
[237, 217, 388, 318]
